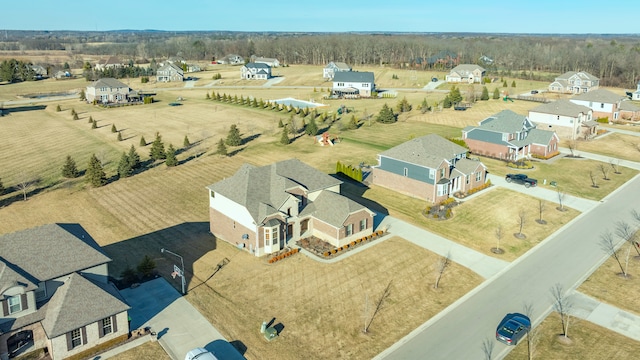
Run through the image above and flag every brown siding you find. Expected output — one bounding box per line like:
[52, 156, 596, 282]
[209, 207, 255, 250]
[465, 139, 512, 160]
[373, 168, 435, 202]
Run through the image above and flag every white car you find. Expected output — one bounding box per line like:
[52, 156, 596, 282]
[185, 347, 218, 360]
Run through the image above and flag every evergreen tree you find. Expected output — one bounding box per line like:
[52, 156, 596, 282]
[443, 95, 452, 108]
[111, 124, 117, 133]
[79, 89, 86, 101]
[347, 115, 359, 130]
[137, 255, 156, 278]
[396, 97, 412, 112]
[216, 138, 228, 155]
[61, 155, 79, 178]
[139, 136, 147, 146]
[71, 108, 76, 116]
[150, 132, 166, 160]
[449, 86, 463, 104]
[127, 145, 141, 170]
[305, 116, 318, 136]
[205, 92, 210, 99]
[118, 152, 133, 178]
[493, 88, 501, 99]
[86, 154, 107, 187]
[280, 125, 290, 145]
[503, 80, 508, 87]
[73, 113, 79, 120]
[278, 119, 284, 128]
[376, 103, 397, 123]
[183, 135, 191, 147]
[165, 144, 178, 167]
[420, 98, 431, 114]
[55, 104, 61, 112]
[481, 86, 490, 101]
[91, 120, 97, 129]
[225, 124, 242, 146]
[88, 115, 93, 124]
[511, 80, 517, 87]
[117, 132, 123, 141]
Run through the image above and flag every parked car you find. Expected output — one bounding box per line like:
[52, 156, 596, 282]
[185, 347, 218, 360]
[432, 77, 438, 82]
[496, 313, 531, 345]
[505, 173, 537, 188]
[531, 90, 539, 94]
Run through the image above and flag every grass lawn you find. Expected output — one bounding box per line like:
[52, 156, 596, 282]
[477, 155, 638, 201]
[109, 340, 170, 360]
[505, 311, 640, 359]
[573, 132, 640, 163]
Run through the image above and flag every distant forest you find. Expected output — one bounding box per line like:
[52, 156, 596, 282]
[1, 30, 640, 88]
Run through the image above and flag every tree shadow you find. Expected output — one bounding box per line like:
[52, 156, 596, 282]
[0, 178, 61, 208]
[336, 177, 389, 216]
[242, 133, 261, 144]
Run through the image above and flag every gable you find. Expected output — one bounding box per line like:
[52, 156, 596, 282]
[379, 134, 467, 167]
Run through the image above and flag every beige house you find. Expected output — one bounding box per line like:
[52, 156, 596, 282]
[323, 61, 352, 80]
[445, 64, 485, 83]
[252, 56, 280, 67]
[548, 71, 599, 94]
[0, 224, 130, 360]
[156, 63, 184, 82]
[528, 99, 596, 140]
[94, 56, 124, 71]
[85, 78, 134, 104]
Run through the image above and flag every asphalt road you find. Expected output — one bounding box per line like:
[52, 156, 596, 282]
[377, 174, 640, 359]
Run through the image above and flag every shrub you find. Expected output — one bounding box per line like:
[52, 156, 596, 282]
[344, 244, 349, 249]
[596, 117, 609, 124]
[56, 104, 61, 112]
[356, 238, 362, 243]
[350, 241, 356, 246]
[324, 251, 330, 257]
[332, 249, 337, 254]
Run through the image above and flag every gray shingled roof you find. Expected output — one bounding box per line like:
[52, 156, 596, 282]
[478, 109, 531, 133]
[572, 88, 625, 103]
[207, 159, 342, 224]
[465, 128, 508, 146]
[0, 224, 112, 283]
[380, 134, 467, 168]
[328, 62, 351, 70]
[244, 62, 271, 69]
[454, 158, 484, 175]
[450, 64, 485, 74]
[158, 63, 183, 73]
[530, 99, 591, 117]
[333, 71, 374, 83]
[0, 262, 38, 292]
[41, 273, 129, 338]
[556, 71, 598, 81]
[299, 190, 370, 228]
[90, 78, 129, 89]
[523, 128, 556, 145]
[619, 100, 640, 111]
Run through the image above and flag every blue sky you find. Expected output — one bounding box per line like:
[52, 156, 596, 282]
[2, 0, 637, 34]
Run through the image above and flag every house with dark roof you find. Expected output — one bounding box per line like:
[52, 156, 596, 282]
[240, 63, 272, 80]
[463, 110, 559, 160]
[206, 159, 375, 256]
[252, 56, 280, 68]
[0, 224, 130, 360]
[569, 88, 626, 122]
[85, 78, 136, 104]
[332, 71, 375, 98]
[548, 71, 599, 94]
[372, 134, 487, 203]
[94, 56, 124, 71]
[156, 63, 184, 82]
[528, 99, 596, 140]
[445, 64, 485, 83]
[619, 100, 640, 121]
[323, 61, 352, 80]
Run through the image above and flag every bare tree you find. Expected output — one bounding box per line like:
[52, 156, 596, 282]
[600, 229, 629, 277]
[15, 172, 35, 201]
[598, 164, 610, 180]
[615, 220, 640, 257]
[523, 302, 538, 360]
[567, 140, 577, 157]
[556, 188, 566, 211]
[363, 280, 392, 333]
[481, 338, 494, 360]
[537, 199, 546, 224]
[589, 170, 598, 188]
[610, 158, 621, 174]
[493, 226, 504, 254]
[434, 252, 451, 289]
[550, 283, 573, 340]
[516, 209, 526, 238]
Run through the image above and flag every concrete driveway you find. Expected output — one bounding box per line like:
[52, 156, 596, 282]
[120, 278, 244, 360]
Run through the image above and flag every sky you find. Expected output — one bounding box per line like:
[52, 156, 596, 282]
[2, 0, 638, 34]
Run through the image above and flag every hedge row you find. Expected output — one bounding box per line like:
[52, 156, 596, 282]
[267, 248, 299, 264]
[468, 179, 492, 195]
[322, 230, 385, 257]
[531, 151, 560, 160]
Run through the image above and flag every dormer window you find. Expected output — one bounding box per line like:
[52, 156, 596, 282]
[7, 295, 22, 314]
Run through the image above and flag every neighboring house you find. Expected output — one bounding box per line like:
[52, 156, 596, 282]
[462, 110, 559, 161]
[85, 78, 134, 104]
[94, 56, 124, 71]
[240, 63, 272, 80]
[478, 55, 493, 65]
[156, 63, 184, 82]
[252, 56, 280, 68]
[445, 64, 485, 83]
[632, 81, 640, 101]
[426, 50, 460, 68]
[219, 54, 244, 65]
[569, 88, 625, 122]
[0, 224, 130, 360]
[206, 159, 375, 256]
[528, 99, 596, 140]
[31, 65, 47, 77]
[372, 134, 487, 203]
[165, 55, 186, 65]
[186, 64, 201, 73]
[619, 100, 640, 121]
[332, 71, 375, 98]
[548, 71, 599, 94]
[323, 61, 352, 80]
[53, 70, 71, 79]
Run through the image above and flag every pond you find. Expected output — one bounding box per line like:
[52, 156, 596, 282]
[272, 97, 326, 109]
[20, 91, 76, 99]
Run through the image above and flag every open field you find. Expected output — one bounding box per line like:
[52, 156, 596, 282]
[505, 311, 640, 359]
[477, 156, 638, 201]
[574, 132, 640, 163]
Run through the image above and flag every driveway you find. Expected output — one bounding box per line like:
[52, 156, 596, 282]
[120, 278, 244, 360]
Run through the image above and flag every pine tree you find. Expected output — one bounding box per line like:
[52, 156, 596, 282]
[278, 119, 284, 128]
[449, 86, 463, 104]
[79, 89, 86, 101]
[481, 86, 490, 101]
[493, 88, 501, 100]
[205, 92, 210, 99]
[216, 138, 228, 155]
[305, 116, 318, 136]
[127, 145, 140, 170]
[139, 136, 147, 146]
[111, 124, 117, 133]
[347, 115, 359, 130]
[225, 124, 242, 146]
[88, 115, 93, 124]
[165, 144, 178, 167]
[396, 97, 412, 112]
[420, 98, 430, 114]
[280, 125, 290, 145]
[443, 95, 452, 108]
[71, 108, 76, 116]
[183, 135, 191, 147]
[117, 132, 123, 141]
[137, 255, 156, 278]
[91, 120, 97, 129]
[73, 113, 79, 120]
[61, 155, 79, 178]
[118, 152, 133, 178]
[86, 154, 107, 187]
[149, 132, 166, 160]
[376, 103, 397, 123]
[55, 104, 61, 112]
[511, 80, 517, 87]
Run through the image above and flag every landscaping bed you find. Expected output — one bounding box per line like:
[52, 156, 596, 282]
[296, 230, 387, 259]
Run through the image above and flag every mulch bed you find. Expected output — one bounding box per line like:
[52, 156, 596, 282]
[297, 232, 386, 259]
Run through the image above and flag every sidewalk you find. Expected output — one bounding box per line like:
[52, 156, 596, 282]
[569, 291, 640, 341]
[558, 147, 640, 171]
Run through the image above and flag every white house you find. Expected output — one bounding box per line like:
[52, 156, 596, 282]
[332, 71, 375, 98]
[323, 62, 352, 80]
[632, 81, 640, 101]
[156, 63, 184, 82]
[445, 64, 485, 83]
[253, 57, 280, 67]
[528, 99, 596, 140]
[85, 78, 134, 104]
[240, 63, 272, 80]
[569, 88, 625, 122]
[548, 71, 599, 94]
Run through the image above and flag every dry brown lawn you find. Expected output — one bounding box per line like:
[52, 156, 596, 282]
[505, 311, 640, 359]
[574, 132, 640, 163]
[109, 340, 170, 360]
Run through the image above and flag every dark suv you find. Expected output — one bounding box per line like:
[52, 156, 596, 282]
[505, 174, 537, 188]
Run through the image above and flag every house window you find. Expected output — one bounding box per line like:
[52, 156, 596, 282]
[210, 191, 215, 198]
[8, 295, 21, 314]
[403, 167, 408, 177]
[345, 224, 353, 236]
[429, 169, 435, 179]
[264, 226, 279, 245]
[466, 176, 470, 184]
[102, 317, 113, 335]
[363, 83, 369, 87]
[600, 103, 605, 109]
[71, 329, 82, 348]
[359, 219, 367, 231]
[338, 82, 344, 86]
[557, 116, 560, 121]
[440, 168, 445, 178]
[35, 282, 47, 300]
[271, 226, 279, 245]
[476, 172, 482, 181]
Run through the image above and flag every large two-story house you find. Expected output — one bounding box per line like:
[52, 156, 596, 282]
[371, 134, 487, 203]
[548, 71, 599, 94]
[252, 56, 280, 68]
[323, 62, 352, 80]
[463, 110, 559, 160]
[445, 64, 485, 83]
[240, 63, 272, 80]
[94, 57, 124, 71]
[206, 159, 375, 256]
[0, 224, 130, 360]
[85, 78, 135, 104]
[569, 88, 626, 122]
[528, 99, 596, 139]
[332, 71, 375, 98]
[156, 63, 184, 82]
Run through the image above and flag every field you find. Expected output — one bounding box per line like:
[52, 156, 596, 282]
[2, 64, 640, 359]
